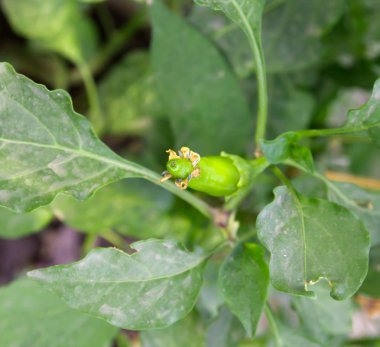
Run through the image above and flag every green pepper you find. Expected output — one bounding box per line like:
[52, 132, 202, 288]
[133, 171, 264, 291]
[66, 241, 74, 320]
[160, 147, 240, 197]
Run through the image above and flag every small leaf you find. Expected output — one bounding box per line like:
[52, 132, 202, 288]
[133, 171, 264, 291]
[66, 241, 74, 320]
[261, 132, 314, 173]
[346, 78, 380, 146]
[219, 243, 269, 337]
[0, 278, 118, 347]
[0, 206, 52, 239]
[28, 239, 207, 330]
[140, 313, 205, 347]
[257, 186, 370, 300]
[2, 0, 98, 63]
[150, 0, 251, 154]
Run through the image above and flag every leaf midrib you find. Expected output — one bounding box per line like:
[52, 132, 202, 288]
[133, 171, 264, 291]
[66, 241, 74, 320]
[0, 137, 144, 174]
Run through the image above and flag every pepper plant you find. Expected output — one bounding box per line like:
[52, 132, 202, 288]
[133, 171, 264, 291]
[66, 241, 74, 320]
[0, 0, 379, 346]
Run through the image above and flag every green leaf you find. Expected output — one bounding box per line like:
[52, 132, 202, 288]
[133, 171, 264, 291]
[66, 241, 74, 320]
[0, 206, 52, 239]
[0, 62, 135, 212]
[2, 0, 98, 63]
[206, 306, 246, 347]
[261, 132, 315, 173]
[346, 78, 380, 146]
[99, 51, 164, 136]
[0, 63, 210, 218]
[219, 243, 269, 337]
[28, 239, 207, 330]
[140, 313, 205, 347]
[0, 278, 118, 347]
[150, 1, 251, 154]
[292, 281, 353, 343]
[326, 182, 380, 245]
[257, 186, 370, 300]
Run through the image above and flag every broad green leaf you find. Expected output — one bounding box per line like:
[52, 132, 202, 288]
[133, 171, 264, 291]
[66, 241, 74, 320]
[292, 281, 353, 344]
[0, 278, 118, 347]
[99, 51, 164, 136]
[0, 62, 135, 212]
[262, 0, 345, 73]
[0, 63, 208, 216]
[327, 182, 380, 245]
[28, 239, 207, 330]
[51, 179, 173, 236]
[150, 1, 251, 155]
[140, 313, 205, 347]
[0, 206, 52, 239]
[257, 186, 370, 300]
[219, 243, 269, 337]
[261, 132, 315, 173]
[2, 0, 98, 63]
[346, 78, 380, 146]
[206, 306, 246, 347]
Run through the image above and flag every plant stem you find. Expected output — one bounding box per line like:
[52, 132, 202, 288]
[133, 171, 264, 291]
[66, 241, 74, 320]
[271, 166, 297, 195]
[81, 233, 98, 256]
[101, 230, 127, 250]
[251, 42, 268, 149]
[230, 1, 268, 150]
[296, 121, 380, 138]
[264, 304, 282, 347]
[77, 62, 104, 134]
[238, 228, 257, 243]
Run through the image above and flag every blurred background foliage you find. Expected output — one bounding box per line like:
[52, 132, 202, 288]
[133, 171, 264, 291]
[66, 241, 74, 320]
[0, 0, 380, 346]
